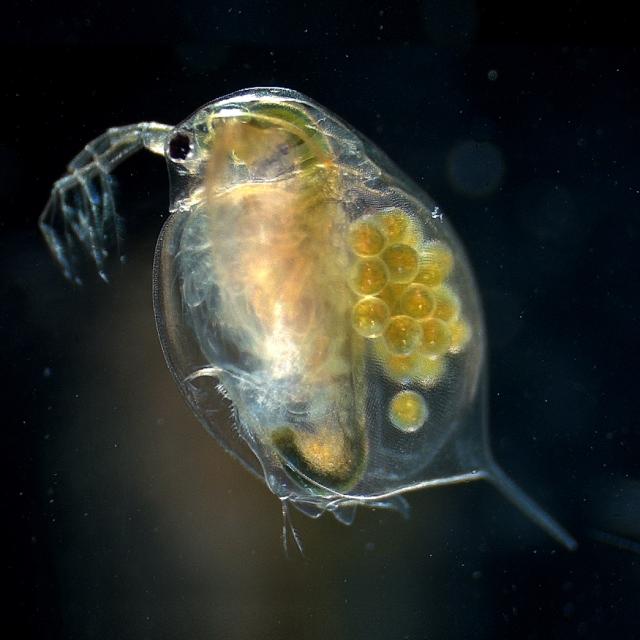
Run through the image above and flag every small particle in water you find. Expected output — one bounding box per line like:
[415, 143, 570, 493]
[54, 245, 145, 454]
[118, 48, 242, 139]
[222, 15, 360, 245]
[488, 69, 498, 81]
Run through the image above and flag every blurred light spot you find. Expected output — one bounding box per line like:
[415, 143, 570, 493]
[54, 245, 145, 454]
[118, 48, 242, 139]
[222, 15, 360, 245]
[447, 140, 505, 197]
[488, 69, 498, 81]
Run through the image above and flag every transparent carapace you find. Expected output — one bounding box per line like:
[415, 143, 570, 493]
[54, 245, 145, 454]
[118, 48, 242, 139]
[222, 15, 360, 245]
[40, 87, 576, 550]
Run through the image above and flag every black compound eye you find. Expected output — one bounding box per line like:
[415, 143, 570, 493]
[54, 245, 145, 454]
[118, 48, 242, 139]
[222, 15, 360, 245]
[168, 132, 192, 161]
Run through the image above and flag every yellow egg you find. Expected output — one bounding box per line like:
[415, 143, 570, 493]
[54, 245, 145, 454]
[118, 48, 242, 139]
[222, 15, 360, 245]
[431, 287, 459, 322]
[378, 209, 410, 242]
[379, 350, 418, 383]
[388, 390, 428, 432]
[384, 315, 422, 355]
[349, 220, 385, 256]
[397, 284, 435, 319]
[349, 257, 388, 295]
[412, 355, 446, 387]
[448, 319, 471, 354]
[352, 297, 390, 338]
[382, 244, 419, 284]
[415, 242, 454, 288]
[421, 318, 451, 356]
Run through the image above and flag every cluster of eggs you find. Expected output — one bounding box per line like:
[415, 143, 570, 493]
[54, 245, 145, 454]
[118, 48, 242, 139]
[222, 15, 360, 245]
[348, 209, 471, 433]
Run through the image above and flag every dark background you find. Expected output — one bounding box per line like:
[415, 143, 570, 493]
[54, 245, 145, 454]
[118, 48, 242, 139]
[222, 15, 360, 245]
[3, 1, 639, 639]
